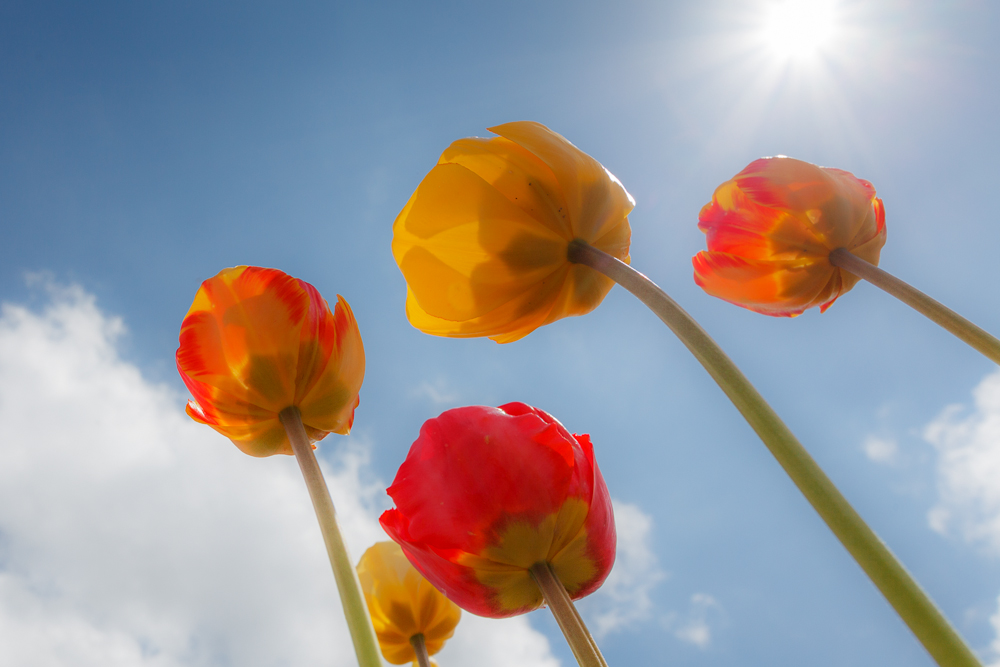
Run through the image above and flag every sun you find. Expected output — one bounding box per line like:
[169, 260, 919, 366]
[761, 0, 838, 61]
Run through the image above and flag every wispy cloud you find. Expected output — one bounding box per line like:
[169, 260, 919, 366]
[410, 379, 460, 406]
[863, 434, 900, 465]
[663, 593, 724, 649]
[0, 280, 559, 667]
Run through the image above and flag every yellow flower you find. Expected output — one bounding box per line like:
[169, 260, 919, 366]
[392, 121, 634, 343]
[357, 541, 461, 665]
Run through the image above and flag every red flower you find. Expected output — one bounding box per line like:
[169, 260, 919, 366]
[380, 403, 616, 618]
[693, 156, 887, 316]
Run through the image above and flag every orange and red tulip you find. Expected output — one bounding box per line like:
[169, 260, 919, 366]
[693, 156, 887, 316]
[380, 402, 616, 618]
[176, 266, 365, 457]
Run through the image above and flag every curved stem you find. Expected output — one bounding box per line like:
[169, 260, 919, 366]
[280, 407, 383, 667]
[830, 247, 1000, 366]
[568, 240, 981, 667]
[530, 562, 608, 667]
[410, 634, 432, 667]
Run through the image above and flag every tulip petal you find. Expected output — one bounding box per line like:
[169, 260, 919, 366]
[393, 162, 568, 319]
[441, 136, 572, 239]
[490, 121, 635, 243]
[693, 251, 843, 317]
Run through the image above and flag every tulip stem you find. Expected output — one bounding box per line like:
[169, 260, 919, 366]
[829, 247, 1000, 366]
[568, 240, 982, 667]
[280, 407, 384, 667]
[410, 634, 432, 667]
[530, 562, 608, 667]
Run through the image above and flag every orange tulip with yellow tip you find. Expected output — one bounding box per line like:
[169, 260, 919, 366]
[357, 541, 461, 666]
[175, 265, 365, 457]
[392, 120, 634, 343]
[693, 156, 887, 317]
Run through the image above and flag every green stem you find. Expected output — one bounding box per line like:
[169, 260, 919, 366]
[530, 562, 609, 667]
[829, 247, 1000, 366]
[569, 240, 981, 667]
[280, 407, 383, 667]
[410, 634, 432, 667]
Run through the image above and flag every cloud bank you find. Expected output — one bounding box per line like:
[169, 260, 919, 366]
[0, 282, 560, 666]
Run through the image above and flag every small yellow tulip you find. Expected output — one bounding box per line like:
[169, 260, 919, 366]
[357, 541, 461, 665]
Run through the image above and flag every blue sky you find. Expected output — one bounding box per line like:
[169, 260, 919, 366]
[3, 1, 1000, 665]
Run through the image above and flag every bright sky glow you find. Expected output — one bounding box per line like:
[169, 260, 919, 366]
[761, 0, 838, 60]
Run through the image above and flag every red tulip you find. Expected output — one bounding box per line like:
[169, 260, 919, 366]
[693, 156, 886, 316]
[380, 402, 616, 618]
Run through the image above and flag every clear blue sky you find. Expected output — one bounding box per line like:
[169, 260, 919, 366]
[3, 1, 1000, 665]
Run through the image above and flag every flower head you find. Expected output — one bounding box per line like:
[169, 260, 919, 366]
[357, 541, 462, 665]
[380, 402, 616, 618]
[693, 156, 887, 316]
[392, 121, 634, 343]
[176, 266, 365, 457]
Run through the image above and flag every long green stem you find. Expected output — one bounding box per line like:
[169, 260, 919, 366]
[829, 247, 1000, 366]
[280, 407, 383, 667]
[410, 634, 432, 667]
[569, 240, 981, 667]
[530, 562, 609, 667]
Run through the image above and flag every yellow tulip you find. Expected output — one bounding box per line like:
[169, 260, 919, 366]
[392, 121, 634, 343]
[357, 541, 461, 665]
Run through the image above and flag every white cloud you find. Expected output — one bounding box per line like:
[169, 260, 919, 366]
[924, 369, 1000, 551]
[410, 380, 459, 407]
[436, 615, 560, 667]
[989, 598, 1000, 667]
[0, 281, 559, 667]
[863, 435, 899, 465]
[578, 500, 665, 637]
[663, 593, 723, 649]
[924, 369, 1000, 664]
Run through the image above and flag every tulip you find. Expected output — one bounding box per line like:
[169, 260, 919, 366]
[176, 265, 365, 457]
[176, 266, 381, 667]
[381, 402, 614, 667]
[357, 541, 461, 667]
[392, 120, 634, 343]
[693, 156, 1000, 365]
[692, 156, 887, 316]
